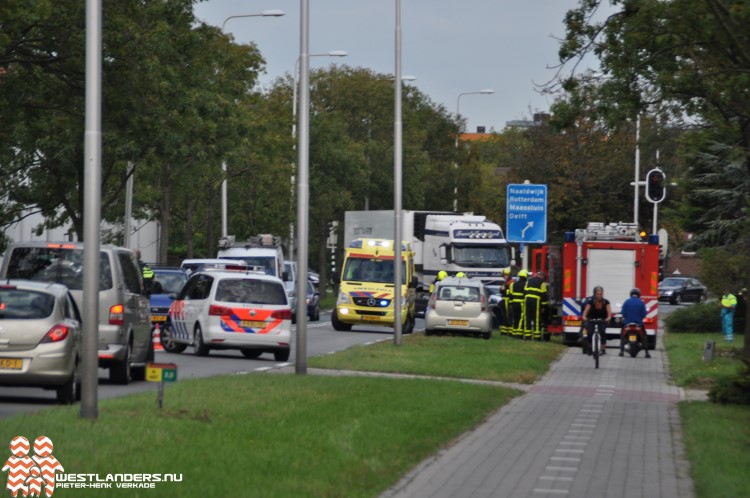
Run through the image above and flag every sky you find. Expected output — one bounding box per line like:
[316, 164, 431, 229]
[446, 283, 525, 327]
[193, 0, 608, 133]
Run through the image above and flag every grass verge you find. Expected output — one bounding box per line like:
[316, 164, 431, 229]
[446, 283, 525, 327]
[1, 374, 519, 498]
[664, 332, 745, 389]
[664, 331, 750, 498]
[309, 332, 565, 384]
[679, 402, 750, 498]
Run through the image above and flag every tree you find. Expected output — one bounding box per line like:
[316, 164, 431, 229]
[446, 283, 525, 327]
[554, 0, 750, 354]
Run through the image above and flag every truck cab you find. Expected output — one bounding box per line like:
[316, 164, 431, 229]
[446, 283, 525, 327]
[332, 238, 417, 333]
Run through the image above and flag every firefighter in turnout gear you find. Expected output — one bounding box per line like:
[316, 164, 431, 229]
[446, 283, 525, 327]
[509, 269, 528, 338]
[429, 270, 448, 294]
[524, 271, 548, 341]
[500, 268, 514, 335]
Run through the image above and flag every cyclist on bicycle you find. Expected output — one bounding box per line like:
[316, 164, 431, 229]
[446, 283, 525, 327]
[581, 285, 612, 354]
[619, 287, 651, 358]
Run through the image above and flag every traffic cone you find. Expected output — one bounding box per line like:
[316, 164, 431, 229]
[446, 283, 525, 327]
[153, 323, 164, 352]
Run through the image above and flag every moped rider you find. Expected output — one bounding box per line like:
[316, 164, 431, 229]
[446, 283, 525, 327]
[619, 288, 651, 358]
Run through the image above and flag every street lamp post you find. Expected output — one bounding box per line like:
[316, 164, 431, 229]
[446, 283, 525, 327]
[219, 10, 285, 239]
[393, 0, 404, 345]
[453, 89, 493, 211]
[289, 50, 347, 260]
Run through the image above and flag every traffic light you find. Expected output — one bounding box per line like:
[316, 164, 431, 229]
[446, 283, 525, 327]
[645, 168, 666, 203]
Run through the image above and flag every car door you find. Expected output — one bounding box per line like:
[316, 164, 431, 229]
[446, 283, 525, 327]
[117, 250, 151, 361]
[182, 274, 214, 343]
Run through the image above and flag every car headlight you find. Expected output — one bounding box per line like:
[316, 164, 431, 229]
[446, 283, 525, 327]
[338, 292, 351, 305]
[662, 290, 673, 296]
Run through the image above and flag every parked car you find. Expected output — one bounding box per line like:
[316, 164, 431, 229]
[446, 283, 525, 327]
[180, 258, 247, 276]
[0, 280, 82, 403]
[163, 268, 292, 361]
[483, 280, 504, 329]
[150, 268, 188, 329]
[0, 242, 152, 384]
[658, 276, 708, 305]
[424, 277, 493, 339]
[304, 280, 321, 321]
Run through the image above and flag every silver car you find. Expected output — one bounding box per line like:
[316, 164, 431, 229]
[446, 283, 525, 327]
[425, 277, 493, 339]
[0, 280, 82, 403]
[0, 242, 152, 385]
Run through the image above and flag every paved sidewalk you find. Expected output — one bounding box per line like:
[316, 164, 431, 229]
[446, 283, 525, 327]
[379, 340, 695, 498]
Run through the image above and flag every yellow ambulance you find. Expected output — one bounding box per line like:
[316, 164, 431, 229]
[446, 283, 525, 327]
[331, 238, 417, 333]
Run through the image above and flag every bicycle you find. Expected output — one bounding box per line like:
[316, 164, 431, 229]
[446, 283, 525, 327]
[583, 318, 608, 369]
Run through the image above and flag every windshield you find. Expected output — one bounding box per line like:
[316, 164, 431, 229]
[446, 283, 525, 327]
[5, 247, 113, 291]
[215, 279, 287, 305]
[660, 278, 685, 287]
[342, 257, 405, 284]
[452, 244, 509, 268]
[155, 272, 188, 294]
[0, 289, 54, 319]
[223, 256, 276, 276]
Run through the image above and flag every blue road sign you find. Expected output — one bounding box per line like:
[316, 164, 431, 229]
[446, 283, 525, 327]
[506, 184, 547, 243]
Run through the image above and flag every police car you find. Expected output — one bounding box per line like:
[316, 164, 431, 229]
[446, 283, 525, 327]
[162, 267, 292, 361]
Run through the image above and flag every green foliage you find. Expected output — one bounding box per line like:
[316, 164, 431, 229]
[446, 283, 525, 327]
[697, 247, 749, 297]
[664, 303, 722, 333]
[708, 355, 750, 405]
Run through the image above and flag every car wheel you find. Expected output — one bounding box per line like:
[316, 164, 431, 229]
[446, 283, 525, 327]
[241, 349, 263, 359]
[425, 328, 433, 336]
[483, 330, 492, 340]
[312, 306, 320, 322]
[274, 348, 290, 362]
[193, 325, 210, 356]
[160, 324, 188, 354]
[331, 310, 352, 331]
[700, 292, 708, 303]
[674, 294, 682, 305]
[56, 366, 79, 405]
[110, 342, 131, 385]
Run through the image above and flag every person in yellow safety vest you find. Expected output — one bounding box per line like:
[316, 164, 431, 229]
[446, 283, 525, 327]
[720, 288, 738, 342]
[500, 268, 513, 335]
[509, 269, 528, 338]
[135, 249, 155, 293]
[524, 271, 548, 341]
[429, 270, 448, 294]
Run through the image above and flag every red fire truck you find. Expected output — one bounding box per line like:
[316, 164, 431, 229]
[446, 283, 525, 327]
[532, 222, 660, 349]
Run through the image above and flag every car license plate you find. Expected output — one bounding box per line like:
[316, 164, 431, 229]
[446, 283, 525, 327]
[629, 335, 637, 342]
[240, 320, 266, 328]
[151, 315, 167, 322]
[0, 358, 22, 370]
[568, 320, 582, 326]
[447, 319, 469, 327]
[362, 316, 380, 322]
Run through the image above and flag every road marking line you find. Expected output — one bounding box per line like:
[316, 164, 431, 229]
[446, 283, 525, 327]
[571, 423, 595, 427]
[550, 457, 581, 462]
[254, 367, 273, 372]
[533, 488, 569, 494]
[555, 449, 584, 453]
[567, 430, 593, 434]
[545, 466, 577, 472]
[539, 476, 574, 482]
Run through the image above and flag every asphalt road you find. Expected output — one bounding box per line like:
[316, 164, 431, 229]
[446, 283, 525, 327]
[0, 309, 398, 418]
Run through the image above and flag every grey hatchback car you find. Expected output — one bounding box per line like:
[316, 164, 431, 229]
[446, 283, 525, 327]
[0, 242, 152, 384]
[425, 276, 493, 339]
[0, 280, 82, 403]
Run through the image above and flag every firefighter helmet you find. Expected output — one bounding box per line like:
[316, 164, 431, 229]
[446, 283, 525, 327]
[437, 270, 448, 280]
[456, 272, 466, 278]
[518, 269, 528, 278]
